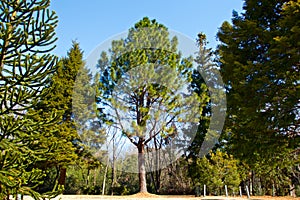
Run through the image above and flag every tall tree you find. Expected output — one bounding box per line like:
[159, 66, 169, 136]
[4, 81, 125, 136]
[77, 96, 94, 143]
[217, 0, 300, 194]
[32, 41, 85, 190]
[0, 0, 59, 198]
[188, 33, 214, 159]
[97, 17, 204, 193]
[40, 41, 104, 189]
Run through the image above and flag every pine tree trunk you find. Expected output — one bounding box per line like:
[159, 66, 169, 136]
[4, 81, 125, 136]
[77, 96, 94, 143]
[58, 167, 67, 186]
[138, 142, 147, 193]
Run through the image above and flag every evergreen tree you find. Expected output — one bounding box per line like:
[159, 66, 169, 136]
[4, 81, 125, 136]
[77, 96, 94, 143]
[217, 0, 300, 194]
[188, 33, 213, 159]
[36, 41, 104, 191]
[0, 0, 59, 198]
[189, 150, 241, 195]
[97, 17, 205, 193]
[187, 33, 228, 195]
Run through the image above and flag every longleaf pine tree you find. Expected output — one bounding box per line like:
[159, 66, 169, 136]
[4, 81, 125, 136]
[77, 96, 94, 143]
[217, 0, 300, 193]
[97, 17, 205, 193]
[0, 0, 59, 199]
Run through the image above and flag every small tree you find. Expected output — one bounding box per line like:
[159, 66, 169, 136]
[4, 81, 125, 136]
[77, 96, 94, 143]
[190, 150, 241, 195]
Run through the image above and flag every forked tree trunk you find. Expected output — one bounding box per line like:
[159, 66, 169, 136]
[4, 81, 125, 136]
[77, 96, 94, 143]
[290, 184, 296, 197]
[138, 142, 147, 193]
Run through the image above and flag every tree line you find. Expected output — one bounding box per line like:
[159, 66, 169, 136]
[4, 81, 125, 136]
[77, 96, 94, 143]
[0, 0, 299, 199]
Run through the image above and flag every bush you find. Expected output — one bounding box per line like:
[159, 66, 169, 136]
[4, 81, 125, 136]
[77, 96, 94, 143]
[296, 185, 300, 197]
[189, 150, 242, 194]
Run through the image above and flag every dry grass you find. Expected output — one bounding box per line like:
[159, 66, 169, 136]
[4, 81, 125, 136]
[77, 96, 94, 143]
[22, 193, 300, 200]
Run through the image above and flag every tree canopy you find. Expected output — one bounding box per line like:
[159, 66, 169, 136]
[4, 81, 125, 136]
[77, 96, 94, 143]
[217, 0, 300, 194]
[0, 0, 60, 198]
[97, 17, 206, 193]
[1, 0, 300, 197]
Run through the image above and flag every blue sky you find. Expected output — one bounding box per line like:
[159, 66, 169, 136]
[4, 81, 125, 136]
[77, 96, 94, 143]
[50, 1, 244, 58]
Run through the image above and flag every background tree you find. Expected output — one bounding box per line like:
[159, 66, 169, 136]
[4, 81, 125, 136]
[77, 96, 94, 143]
[157, 158, 193, 195]
[189, 150, 242, 196]
[187, 33, 230, 195]
[0, 0, 59, 198]
[97, 17, 204, 193]
[187, 33, 213, 159]
[39, 41, 104, 193]
[217, 0, 300, 195]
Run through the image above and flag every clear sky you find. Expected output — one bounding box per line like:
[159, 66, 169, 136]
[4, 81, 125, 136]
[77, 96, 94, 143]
[50, 0, 244, 58]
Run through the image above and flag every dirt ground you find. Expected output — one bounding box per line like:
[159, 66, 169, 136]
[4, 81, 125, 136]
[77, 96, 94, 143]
[22, 193, 300, 200]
